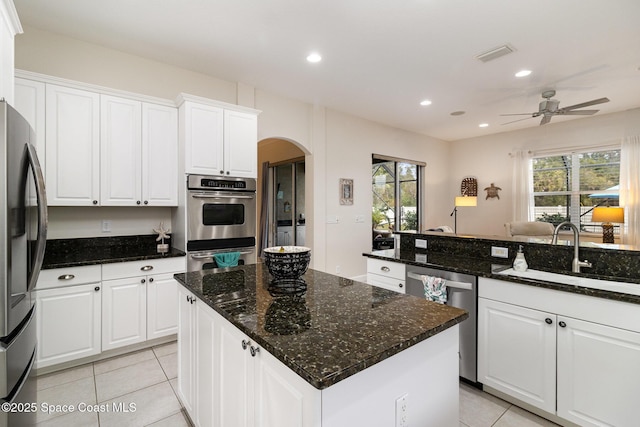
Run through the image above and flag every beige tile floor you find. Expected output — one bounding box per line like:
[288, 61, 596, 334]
[36, 341, 557, 427]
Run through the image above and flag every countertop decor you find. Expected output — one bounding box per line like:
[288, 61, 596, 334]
[174, 263, 467, 389]
[42, 235, 185, 269]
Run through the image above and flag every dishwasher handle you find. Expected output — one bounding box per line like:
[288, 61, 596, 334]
[407, 272, 473, 291]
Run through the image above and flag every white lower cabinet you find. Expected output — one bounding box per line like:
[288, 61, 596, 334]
[34, 283, 102, 368]
[365, 258, 406, 293]
[478, 277, 640, 427]
[177, 286, 320, 427]
[102, 258, 184, 351]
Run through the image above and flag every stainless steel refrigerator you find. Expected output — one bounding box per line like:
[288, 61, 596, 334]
[0, 100, 47, 427]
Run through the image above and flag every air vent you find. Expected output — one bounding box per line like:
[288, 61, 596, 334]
[475, 44, 515, 63]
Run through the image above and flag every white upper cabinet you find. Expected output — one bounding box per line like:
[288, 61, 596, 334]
[142, 103, 178, 206]
[46, 84, 101, 206]
[14, 78, 46, 170]
[101, 95, 143, 206]
[101, 96, 178, 207]
[0, 0, 21, 103]
[224, 109, 258, 178]
[178, 94, 259, 178]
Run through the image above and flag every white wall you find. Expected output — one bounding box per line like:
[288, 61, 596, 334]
[15, 26, 448, 277]
[449, 108, 640, 237]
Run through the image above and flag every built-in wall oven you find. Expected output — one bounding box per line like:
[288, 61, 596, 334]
[186, 175, 257, 272]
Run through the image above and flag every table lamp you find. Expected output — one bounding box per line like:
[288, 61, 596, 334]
[591, 206, 624, 244]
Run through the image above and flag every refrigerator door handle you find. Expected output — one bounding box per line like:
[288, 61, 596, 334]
[26, 143, 48, 292]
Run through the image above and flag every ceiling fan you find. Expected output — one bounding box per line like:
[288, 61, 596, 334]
[501, 90, 610, 126]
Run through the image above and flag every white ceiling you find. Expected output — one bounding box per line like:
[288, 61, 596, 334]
[14, 0, 640, 141]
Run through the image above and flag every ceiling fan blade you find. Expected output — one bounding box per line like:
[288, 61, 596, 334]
[501, 116, 535, 125]
[559, 110, 599, 116]
[560, 97, 610, 111]
[500, 113, 535, 116]
[540, 115, 552, 125]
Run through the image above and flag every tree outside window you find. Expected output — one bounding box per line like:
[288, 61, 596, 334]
[532, 149, 620, 233]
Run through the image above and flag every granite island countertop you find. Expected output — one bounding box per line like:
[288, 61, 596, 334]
[174, 263, 468, 389]
[42, 235, 185, 269]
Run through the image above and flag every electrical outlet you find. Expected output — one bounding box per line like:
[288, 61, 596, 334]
[336, 265, 341, 274]
[415, 239, 427, 249]
[491, 246, 509, 258]
[355, 215, 365, 223]
[415, 253, 427, 263]
[102, 220, 112, 233]
[395, 393, 408, 427]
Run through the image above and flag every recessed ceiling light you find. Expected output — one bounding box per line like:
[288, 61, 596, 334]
[515, 69, 532, 77]
[420, 99, 432, 106]
[450, 111, 465, 116]
[306, 53, 322, 63]
[479, 123, 489, 128]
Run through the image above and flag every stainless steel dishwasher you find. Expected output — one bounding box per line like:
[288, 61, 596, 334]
[406, 266, 478, 385]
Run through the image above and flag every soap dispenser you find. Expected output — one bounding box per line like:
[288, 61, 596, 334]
[513, 245, 528, 272]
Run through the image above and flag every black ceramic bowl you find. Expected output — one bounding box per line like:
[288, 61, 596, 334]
[263, 246, 311, 280]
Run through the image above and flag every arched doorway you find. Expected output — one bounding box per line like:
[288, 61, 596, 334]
[257, 138, 308, 255]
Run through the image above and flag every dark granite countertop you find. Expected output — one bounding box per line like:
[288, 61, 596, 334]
[174, 263, 468, 390]
[42, 235, 185, 269]
[364, 249, 640, 305]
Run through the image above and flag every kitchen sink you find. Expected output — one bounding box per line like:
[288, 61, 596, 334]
[496, 268, 640, 297]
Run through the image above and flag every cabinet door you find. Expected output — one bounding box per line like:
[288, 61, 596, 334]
[102, 277, 147, 351]
[14, 78, 46, 172]
[147, 273, 179, 340]
[557, 317, 640, 427]
[254, 341, 320, 427]
[101, 95, 142, 206]
[182, 102, 224, 175]
[478, 298, 556, 413]
[224, 109, 257, 178]
[34, 283, 102, 368]
[46, 84, 100, 206]
[219, 318, 254, 427]
[195, 301, 219, 427]
[177, 287, 196, 416]
[142, 103, 178, 206]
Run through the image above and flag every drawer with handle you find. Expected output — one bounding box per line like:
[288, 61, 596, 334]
[36, 264, 102, 290]
[102, 257, 185, 280]
[366, 258, 405, 280]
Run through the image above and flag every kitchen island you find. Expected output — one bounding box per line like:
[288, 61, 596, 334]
[174, 263, 467, 427]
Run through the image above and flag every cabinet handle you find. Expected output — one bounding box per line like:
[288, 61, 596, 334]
[250, 346, 260, 357]
[559, 321, 567, 328]
[380, 266, 390, 272]
[149, 277, 154, 283]
[398, 283, 403, 288]
[141, 265, 153, 271]
[144, 200, 149, 205]
[241, 339, 250, 350]
[545, 318, 553, 325]
[141, 278, 146, 284]
[92, 200, 98, 205]
[94, 286, 100, 291]
[136, 200, 141, 205]
[58, 274, 75, 281]
[226, 171, 230, 175]
[220, 170, 224, 174]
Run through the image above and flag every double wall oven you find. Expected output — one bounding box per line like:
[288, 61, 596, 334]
[186, 175, 257, 272]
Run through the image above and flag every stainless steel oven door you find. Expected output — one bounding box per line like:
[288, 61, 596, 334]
[187, 190, 256, 242]
[187, 247, 257, 272]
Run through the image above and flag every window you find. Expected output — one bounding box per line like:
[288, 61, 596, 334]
[372, 155, 423, 235]
[532, 149, 620, 233]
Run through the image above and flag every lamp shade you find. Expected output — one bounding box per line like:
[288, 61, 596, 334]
[454, 196, 477, 207]
[592, 206, 624, 223]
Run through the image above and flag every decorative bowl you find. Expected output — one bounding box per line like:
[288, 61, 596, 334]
[263, 246, 311, 280]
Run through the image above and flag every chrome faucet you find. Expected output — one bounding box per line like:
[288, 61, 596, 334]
[552, 221, 592, 273]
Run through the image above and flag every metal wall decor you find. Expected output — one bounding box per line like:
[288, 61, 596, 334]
[340, 178, 353, 205]
[484, 183, 502, 199]
[461, 177, 478, 196]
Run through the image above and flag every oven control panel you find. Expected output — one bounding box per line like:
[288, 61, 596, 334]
[188, 174, 256, 191]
